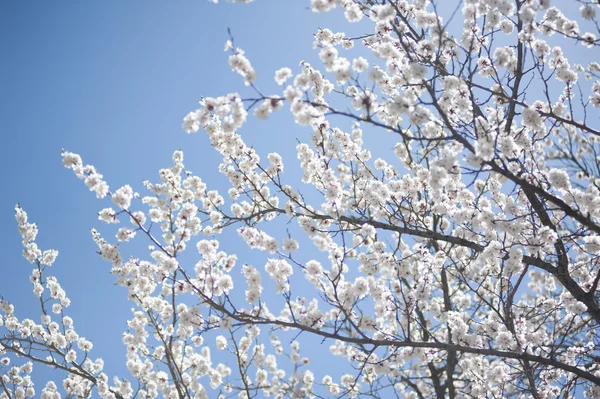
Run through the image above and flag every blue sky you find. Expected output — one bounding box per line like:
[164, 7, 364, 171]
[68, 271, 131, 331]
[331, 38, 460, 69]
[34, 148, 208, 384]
[0, 0, 376, 392]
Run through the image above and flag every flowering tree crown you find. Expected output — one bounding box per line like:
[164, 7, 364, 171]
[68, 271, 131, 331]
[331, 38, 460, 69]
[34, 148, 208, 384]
[2, 0, 600, 398]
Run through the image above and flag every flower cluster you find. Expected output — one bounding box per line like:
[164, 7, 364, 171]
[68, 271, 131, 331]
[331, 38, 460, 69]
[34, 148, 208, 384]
[5, 0, 600, 398]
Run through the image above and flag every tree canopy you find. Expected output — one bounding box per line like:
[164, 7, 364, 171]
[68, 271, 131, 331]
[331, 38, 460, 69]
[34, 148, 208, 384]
[2, 0, 600, 398]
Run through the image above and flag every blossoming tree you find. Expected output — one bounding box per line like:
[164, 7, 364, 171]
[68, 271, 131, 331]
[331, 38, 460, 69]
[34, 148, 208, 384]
[3, 0, 600, 398]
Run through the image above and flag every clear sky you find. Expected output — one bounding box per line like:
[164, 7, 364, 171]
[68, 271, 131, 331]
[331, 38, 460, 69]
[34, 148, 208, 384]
[0, 0, 377, 392]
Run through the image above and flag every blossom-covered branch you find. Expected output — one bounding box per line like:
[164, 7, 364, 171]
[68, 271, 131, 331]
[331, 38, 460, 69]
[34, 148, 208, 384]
[3, 1, 600, 398]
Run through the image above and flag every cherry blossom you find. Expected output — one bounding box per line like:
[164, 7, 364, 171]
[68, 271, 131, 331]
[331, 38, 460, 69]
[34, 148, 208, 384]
[4, 1, 600, 398]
